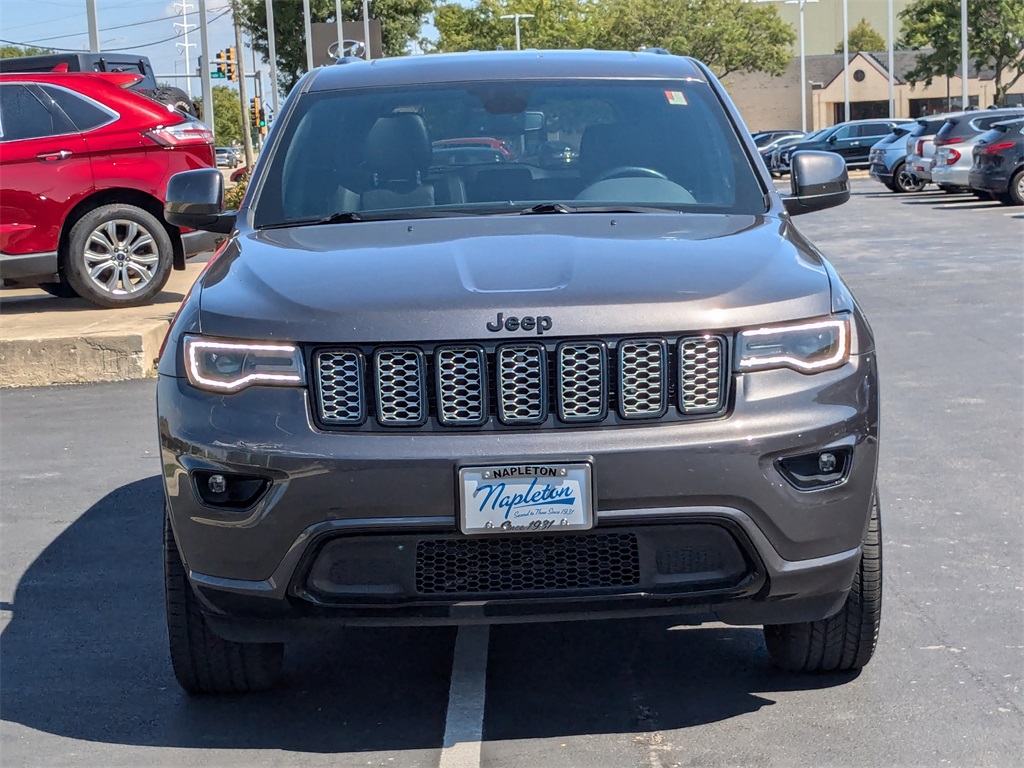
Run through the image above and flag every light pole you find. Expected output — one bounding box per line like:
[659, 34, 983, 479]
[266, 0, 279, 115]
[86, 0, 100, 52]
[775, 0, 818, 132]
[174, 1, 197, 98]
[499, 13, 534, 51]
[887, 0, 895, 118]
[960, 0, 969, 108]
[842, 0, 850, 122]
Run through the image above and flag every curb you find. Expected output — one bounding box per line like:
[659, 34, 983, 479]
[1, 261, 205, 389]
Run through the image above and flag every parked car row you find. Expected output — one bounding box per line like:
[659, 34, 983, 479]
[0, 69, 220, 307]
[768, 119, 911, 177]
[869, 107, 1024, 204]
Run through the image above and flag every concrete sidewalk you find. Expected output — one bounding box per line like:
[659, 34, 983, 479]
[0, 261, 207, 388]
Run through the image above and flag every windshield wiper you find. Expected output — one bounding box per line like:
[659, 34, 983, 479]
[519, 203, 688, 215]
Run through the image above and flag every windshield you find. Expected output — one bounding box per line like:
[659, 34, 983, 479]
[253, 79, 767, 227]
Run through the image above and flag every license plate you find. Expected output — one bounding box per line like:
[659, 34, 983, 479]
[458, 463, 593, 535]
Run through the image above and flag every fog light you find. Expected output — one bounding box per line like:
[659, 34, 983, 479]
[192, 470, 269, 509]
[776, 448, 851, 491]
[818, 452, 837, 473]
[208, 474, 227, 494]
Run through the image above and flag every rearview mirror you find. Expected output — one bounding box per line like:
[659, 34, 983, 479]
[783, 151, 850, 216]
[164, 168, 237, 234]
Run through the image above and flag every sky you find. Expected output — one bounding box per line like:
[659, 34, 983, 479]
[0, 0, 421, 102]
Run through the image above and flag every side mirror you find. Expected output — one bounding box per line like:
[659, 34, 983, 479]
[826, 134, 837, 144]
[164, 168, 237, 234]
[783, 151, 850, 216]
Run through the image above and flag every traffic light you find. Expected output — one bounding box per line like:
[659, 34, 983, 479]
[258, 106, 266, 129]
[249, 97, 259, 128]
[215, 51, 225, 78]
[225, 46, 237, 82]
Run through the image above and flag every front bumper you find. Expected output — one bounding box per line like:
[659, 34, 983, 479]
[159, 352, 879, 634]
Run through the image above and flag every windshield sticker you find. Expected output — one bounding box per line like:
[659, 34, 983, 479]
[664, 90, 688, 106]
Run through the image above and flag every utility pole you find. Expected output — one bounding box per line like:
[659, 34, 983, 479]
[198, 0, 214, 136]
[86, 0, 100, 52]
[266, 0, 280, 116]
[499, 13, 534, 51]
[362, 0, 371, 59]
[303, 0, 314, 72]
[174, 1, 197, 98]
[233, 2, 254, 169]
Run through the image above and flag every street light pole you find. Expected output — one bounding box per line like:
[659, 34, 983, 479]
[362, 0, 371, 59]
[499, 14, 534, 51]
[799, 0, 807, 132]
[86, 0, 100, 52]
[302, 0, 313, 72]
[266, 0, 279, 115]
[842, 0, 850, 122]
[960, 0, 969, 108]
[197, 0, 214, 136]
[887, 0, 895, 118]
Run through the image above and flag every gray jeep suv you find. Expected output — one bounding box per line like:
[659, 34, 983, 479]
[160, 50, 881, 694]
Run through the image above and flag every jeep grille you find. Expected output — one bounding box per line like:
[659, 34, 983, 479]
[314, 335, 727, 429]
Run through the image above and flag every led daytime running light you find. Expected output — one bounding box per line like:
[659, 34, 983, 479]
[738, 318, 849, 372]
[186, 339, 303, 391]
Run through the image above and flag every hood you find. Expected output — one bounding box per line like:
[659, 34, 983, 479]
[197, 213, 832, 343]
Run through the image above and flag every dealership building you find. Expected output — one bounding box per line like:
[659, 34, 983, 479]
[727, 50, 1024, 133]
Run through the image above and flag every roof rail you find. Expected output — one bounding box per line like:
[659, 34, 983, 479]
[639, 47, 672, 56]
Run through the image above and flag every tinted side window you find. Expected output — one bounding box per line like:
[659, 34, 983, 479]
[856, 123, 890, 138]
[0, 84, 67, 141]
[832, 125, 855, 140]
[38, 85, 113, 132]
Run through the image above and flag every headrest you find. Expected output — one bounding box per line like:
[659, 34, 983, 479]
[364, 113, 432, 180]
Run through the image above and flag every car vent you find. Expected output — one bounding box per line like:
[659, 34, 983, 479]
[314, 335, 727, 430]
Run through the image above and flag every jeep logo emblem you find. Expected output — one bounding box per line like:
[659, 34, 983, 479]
[486, 312, 553, 335]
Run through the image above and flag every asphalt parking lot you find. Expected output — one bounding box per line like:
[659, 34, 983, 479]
[1, 178, 1021, 767]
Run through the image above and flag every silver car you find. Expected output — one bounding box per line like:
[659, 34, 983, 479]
[931, 108, 1024, 191]
[903, 113, 967, 185]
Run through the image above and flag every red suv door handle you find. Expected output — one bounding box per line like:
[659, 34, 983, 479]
[36, 150, 74, 162]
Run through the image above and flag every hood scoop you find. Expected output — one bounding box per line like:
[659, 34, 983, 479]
[454, 238, 574, 293]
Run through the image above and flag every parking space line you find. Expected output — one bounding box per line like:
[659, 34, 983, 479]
[439, 625, 491, 768]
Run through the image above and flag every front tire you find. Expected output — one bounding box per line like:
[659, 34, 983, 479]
[764, 492, 882, 673]
[164, 513, 284, 694]
[64, 204, 173, 308]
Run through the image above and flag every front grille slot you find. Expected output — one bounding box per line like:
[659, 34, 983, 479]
[436, 346, 486, 426]
[618, 339, 667, 418]
[374, 348, 426, 426]
[317, 349, 365, 425]
[313, 334, 727, 430]
[678, 337, 724, 414]
[415, 533, 640, 594]
[496, 344, 546, 425]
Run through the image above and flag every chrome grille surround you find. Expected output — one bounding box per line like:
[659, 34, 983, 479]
[678, 336, 724, 414]
[435, 345, 487, 426]
[557, 341, 607, 422]
[618, 339, 668, 419]
[374, 348, 427, 426]
[496, 343, 546, 425]
[316, 349, 365, 425]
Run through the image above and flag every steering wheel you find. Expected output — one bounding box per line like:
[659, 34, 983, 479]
[593, 166, 668, 182]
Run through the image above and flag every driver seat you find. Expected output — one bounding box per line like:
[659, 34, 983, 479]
[361, 114, 435, 210]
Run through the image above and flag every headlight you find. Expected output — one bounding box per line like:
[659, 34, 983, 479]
[183, 336, 306, 392]
[736, 316, 849, 374]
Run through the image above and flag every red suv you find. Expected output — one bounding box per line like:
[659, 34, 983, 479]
[0, 72, 218, 307]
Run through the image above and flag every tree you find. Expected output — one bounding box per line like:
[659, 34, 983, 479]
[211, 85, 246, 147]
[836, 18, 887, 54]
[900, 0, 1024, 106]
[237, 0, 432, 94]
[433, 0, 598, 53]
[433, 0, 796, 79]
[0, 45, 55, 59]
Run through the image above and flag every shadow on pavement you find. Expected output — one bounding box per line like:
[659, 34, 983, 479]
[484, 617, 856, 741]
[0, 477, 455, 754]
[0, 291, 186, 315]
[3, 476, 855, 754]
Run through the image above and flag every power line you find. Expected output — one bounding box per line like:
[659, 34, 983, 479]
[24, 15, 184, 44]
[0, 8, 232, 54]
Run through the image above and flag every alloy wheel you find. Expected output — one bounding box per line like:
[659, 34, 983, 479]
[82, 219, 160, 296]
